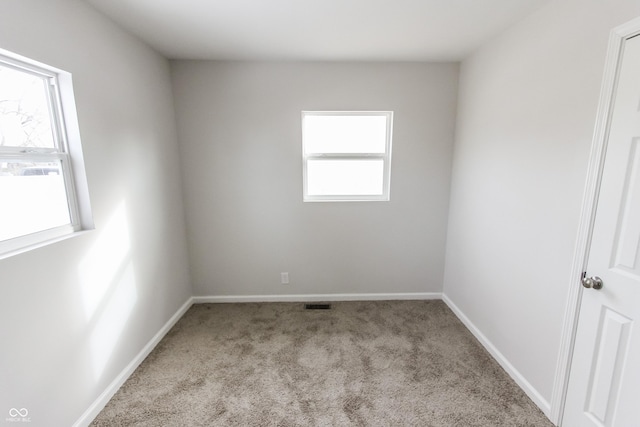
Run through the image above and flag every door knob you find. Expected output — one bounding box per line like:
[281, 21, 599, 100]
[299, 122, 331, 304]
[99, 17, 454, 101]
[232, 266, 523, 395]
[581, 275, 603, 290]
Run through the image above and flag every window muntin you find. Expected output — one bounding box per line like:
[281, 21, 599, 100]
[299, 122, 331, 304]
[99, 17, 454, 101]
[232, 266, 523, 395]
[302, 111, 393, 202]
[0, 49, 92, 258]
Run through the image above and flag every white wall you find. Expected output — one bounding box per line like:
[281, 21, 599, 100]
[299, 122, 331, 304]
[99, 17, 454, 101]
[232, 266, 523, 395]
[171, 61, 458, 298]
[0, 1, 191, 426]
[443, 0, 640, 417]
[7, 0, 636, 423]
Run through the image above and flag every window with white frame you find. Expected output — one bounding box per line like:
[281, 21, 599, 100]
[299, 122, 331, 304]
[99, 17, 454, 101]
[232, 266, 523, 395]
[0, 49, 92, 258]
[302, 111, 393, 202]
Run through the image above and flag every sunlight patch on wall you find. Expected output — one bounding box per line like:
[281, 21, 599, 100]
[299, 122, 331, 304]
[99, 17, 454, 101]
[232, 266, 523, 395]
[77, 201, 138, 380]
[78, 202, 131, 319]
[88, 261, 138, 380]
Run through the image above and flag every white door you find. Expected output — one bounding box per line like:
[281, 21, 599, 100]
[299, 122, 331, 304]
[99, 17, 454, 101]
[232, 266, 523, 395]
[563, 34, 640, 426]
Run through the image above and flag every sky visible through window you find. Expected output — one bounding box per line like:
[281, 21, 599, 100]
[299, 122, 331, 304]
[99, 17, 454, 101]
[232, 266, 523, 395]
[303, 112, 392, 201]
[0, 65, 55, 149]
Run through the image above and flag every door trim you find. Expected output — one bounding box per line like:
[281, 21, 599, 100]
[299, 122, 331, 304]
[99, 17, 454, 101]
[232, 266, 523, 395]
[550, 16, 640, 425]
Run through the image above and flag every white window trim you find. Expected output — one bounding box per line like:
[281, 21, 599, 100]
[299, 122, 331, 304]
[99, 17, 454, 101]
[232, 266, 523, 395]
[302, 111, 393, 202]
[0, 48, 93, 259]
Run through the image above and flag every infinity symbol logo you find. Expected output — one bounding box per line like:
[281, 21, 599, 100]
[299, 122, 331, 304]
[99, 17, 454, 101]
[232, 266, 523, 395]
[9, 408, 28, 417]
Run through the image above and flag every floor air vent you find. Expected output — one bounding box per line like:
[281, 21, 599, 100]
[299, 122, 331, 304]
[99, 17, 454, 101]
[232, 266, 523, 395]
[304, 303, 332, 310]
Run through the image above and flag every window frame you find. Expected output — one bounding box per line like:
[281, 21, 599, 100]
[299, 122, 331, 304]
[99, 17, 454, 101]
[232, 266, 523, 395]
[301, 111, 393, 202]
[0, 48, 93, 259]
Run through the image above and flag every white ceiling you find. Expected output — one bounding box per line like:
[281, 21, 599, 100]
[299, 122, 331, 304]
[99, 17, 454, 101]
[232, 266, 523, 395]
[86, 0, 551, 61]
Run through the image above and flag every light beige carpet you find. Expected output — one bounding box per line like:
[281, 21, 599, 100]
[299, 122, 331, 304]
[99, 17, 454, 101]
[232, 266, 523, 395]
[91, 300, 553, 426]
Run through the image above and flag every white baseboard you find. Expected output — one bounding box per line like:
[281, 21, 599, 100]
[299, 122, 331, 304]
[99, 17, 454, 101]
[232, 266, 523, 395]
[73, 297, 194, 427]
[74, 292, 551, 426]
[193, 292, 441, 304]
[442, 294, 552, 419]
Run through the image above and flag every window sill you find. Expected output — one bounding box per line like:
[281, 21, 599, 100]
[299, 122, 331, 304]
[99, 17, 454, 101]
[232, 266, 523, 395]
[0, 228, 94, 261]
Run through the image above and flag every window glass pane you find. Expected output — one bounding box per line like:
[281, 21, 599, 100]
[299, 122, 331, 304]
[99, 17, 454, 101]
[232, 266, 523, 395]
[307, 159, 384, 196]
[0, 160, 70, 241]
[0, 65, 55, 149]
[304, 115, 387, 154]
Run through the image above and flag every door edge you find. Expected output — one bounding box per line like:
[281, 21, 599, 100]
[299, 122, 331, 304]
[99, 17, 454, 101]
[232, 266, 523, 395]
[550, 16, 640, 426]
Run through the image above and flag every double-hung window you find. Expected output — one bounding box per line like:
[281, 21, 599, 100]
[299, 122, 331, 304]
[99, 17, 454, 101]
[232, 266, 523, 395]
[302, 111, 393, 202]
[0, 49, 92, 258]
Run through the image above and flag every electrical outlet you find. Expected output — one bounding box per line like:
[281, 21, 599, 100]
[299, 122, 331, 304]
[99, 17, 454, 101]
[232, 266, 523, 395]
[281, 272, 289, 285]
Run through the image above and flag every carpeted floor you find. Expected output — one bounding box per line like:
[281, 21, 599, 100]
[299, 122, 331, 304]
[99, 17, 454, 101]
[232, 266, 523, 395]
[91, 300, 553, 426]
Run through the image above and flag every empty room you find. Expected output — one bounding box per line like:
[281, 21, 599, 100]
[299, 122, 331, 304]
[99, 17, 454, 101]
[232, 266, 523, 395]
[1, 0, 639, 426]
